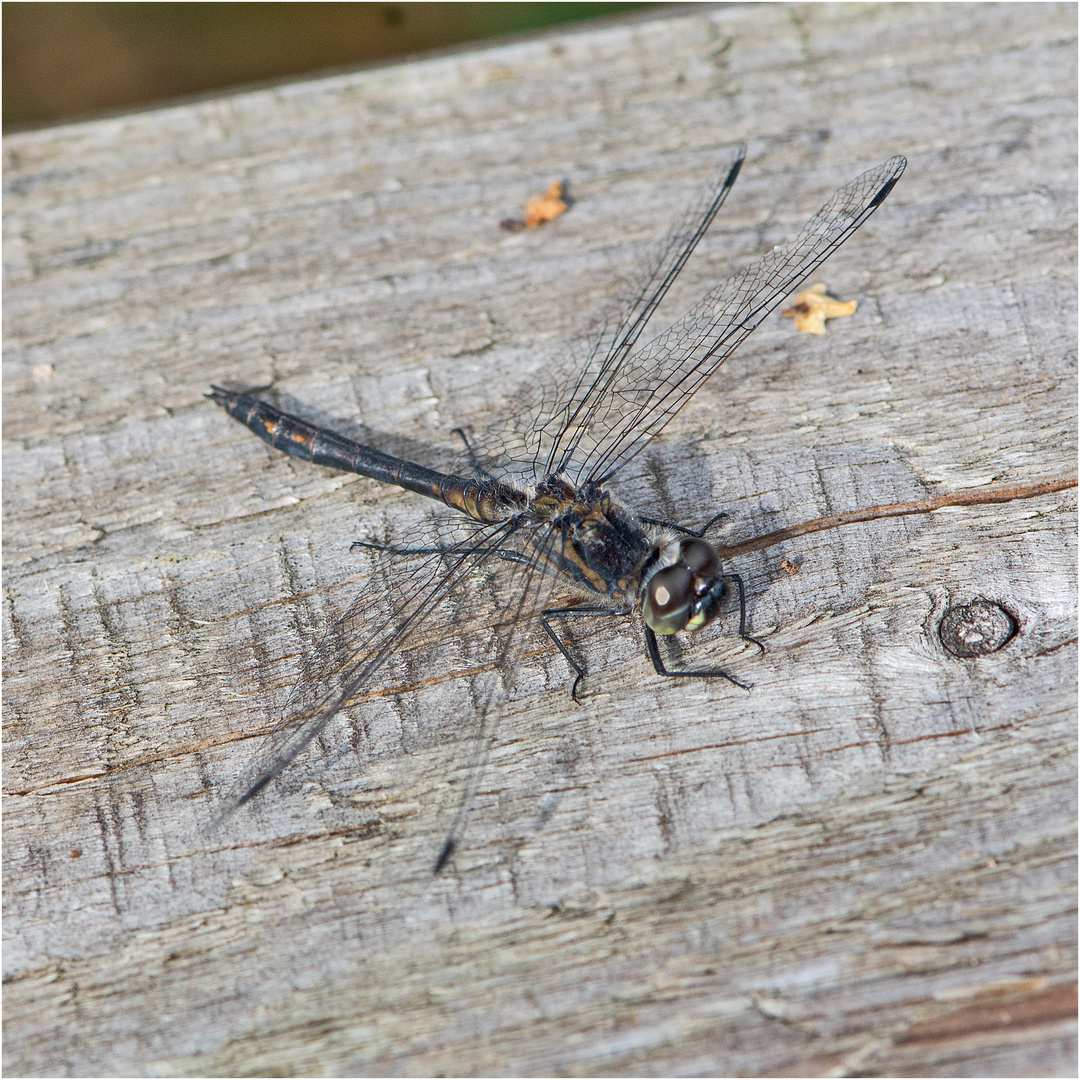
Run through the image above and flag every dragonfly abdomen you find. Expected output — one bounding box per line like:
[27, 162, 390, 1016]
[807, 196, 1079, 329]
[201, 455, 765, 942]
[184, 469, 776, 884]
[208, 387, 523, 523]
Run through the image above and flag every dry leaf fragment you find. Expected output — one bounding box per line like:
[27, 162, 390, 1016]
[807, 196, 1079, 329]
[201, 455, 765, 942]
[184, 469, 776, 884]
[500, 180, 568, 231]
[781, 282, 858, 334]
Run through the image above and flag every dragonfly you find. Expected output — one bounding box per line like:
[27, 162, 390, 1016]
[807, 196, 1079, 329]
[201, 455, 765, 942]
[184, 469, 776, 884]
[209, 146, 906, 870]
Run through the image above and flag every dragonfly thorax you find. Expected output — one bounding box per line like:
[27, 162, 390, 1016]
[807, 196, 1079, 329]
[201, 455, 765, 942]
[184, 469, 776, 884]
[528, 474, 655, 600]
[641, 537, 727, 636]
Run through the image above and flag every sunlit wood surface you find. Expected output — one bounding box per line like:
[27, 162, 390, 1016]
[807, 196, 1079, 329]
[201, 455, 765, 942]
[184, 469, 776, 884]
[4, 4, 1076, 1075]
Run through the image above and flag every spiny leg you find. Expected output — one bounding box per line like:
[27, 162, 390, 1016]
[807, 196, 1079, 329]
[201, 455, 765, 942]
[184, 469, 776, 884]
[541, 604, 633, 702]
[350, 537, 533, 567]
[725, 572, 765, 654]
[451, 427, 498, 482]
[639, 511, 729, 538]
[643, 626, 752, 690]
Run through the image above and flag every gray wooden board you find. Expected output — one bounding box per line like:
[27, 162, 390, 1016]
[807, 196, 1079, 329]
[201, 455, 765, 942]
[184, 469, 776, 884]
[4, 4, 1077, 1076]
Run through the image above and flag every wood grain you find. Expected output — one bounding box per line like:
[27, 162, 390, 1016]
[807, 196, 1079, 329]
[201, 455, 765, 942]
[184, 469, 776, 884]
[4, 4, 1076, 1075]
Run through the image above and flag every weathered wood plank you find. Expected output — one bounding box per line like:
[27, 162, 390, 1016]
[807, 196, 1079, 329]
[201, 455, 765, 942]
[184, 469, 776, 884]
[4, 4, 1076, 1075]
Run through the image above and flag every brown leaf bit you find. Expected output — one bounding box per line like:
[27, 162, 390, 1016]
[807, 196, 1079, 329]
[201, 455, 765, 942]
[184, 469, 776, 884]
[500, 180, 568, 231]
[781, 282, 858, 334]
[780, 558, 801, 576]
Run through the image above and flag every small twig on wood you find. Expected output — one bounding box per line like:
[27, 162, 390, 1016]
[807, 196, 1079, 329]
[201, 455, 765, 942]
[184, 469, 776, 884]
[716, 477, 1078, 560]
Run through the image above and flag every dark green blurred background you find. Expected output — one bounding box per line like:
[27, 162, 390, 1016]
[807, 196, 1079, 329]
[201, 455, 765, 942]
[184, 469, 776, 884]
[4, 2, 656, 130]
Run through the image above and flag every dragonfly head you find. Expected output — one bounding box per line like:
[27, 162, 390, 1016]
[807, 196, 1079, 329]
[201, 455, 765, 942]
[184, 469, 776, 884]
[641, 537, 726, 636]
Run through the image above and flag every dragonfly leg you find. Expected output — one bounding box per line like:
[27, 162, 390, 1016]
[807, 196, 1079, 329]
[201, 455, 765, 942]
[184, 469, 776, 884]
[725, 572, 766, 654]
[541, 605, 632, 703]
[350, 537, 532, 567]
[451, 427, 498, 481]
[639, 510, 729, 538]
[351, 539, 445, 556]
[644, 626, 753, 690]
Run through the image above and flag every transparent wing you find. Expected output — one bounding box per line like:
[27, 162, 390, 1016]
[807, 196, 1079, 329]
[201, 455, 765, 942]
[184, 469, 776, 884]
[210, 507, 571, 862]
[470, 144, 747, 487]
[557, 156, 907, 485]
[474, 153, 905, 489]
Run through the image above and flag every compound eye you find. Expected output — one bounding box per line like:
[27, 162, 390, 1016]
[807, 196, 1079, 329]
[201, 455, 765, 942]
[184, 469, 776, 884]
[643, 564, 693, 635]
[679, 538, 720, 579]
